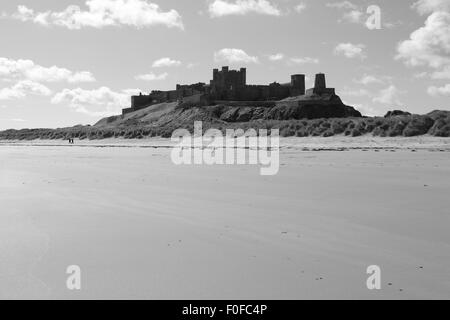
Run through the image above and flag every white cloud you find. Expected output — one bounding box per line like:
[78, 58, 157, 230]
[11, 0, 184, 30]
[214, 48, 259, 64]
[51, 87, 139, 117]
[326, 1, 357, 10]
[341, 10, 364, 23]
[326, 1, 365, 24]
[122, 88, 147, 96]
[135, 72, 168, 81]
[268, 53, 285, 61]
[341, 88, 371, 97]
[290, 57, 320, 64]
[357, 104, 379, 117]
[414, 71, 429, 79]
[356, 74, 385, 85]
[396, 11, 450, 69]
[68, 71, 97, 83]
[428, 84, 450, 96]
[151, 58, 181, 68]
[327, 2, 397, 28]
[294, 3, 307, 13]
[0, 57, 95, 83]
[412, 0, 450, 15]
[0, 80, 52, 100]
[431, 66, 450, 79]
[208, 0, 281, 18]
[373, 85, 403, 105]
[334, 43, 367, 59]
[395, 1, 450, 99]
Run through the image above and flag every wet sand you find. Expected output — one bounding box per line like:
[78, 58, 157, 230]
[1, 138, 449, 299]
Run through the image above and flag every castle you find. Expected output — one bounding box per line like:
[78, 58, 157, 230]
[122, 67, 335, 115]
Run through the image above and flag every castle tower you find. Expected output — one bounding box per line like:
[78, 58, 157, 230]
[291, 74, 305, 96]
[314, 73, 326, 91]
[240, 68, 247, 86]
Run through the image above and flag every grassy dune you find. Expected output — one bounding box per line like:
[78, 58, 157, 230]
[1, 103, 449, 140]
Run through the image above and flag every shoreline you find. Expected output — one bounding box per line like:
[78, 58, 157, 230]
[1, 135, 450, 151]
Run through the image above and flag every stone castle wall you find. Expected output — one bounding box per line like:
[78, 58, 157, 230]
[123, 68, 332, 115]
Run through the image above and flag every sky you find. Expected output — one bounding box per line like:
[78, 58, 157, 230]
[0, 0, 449, 129]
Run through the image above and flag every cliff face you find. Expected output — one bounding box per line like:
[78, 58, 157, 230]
[214, 104, 361, 122]
[202, 93, 362, 122]
[270, 93, 362, 120]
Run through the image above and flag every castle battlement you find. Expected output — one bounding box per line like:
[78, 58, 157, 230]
[123, 67, 335, 115]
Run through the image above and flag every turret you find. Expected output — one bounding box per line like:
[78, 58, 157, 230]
[240, 68, 247, 86]
[314, 73, 326, 91]
[290, 74, 305, 96]
[305, 73, 335, 95]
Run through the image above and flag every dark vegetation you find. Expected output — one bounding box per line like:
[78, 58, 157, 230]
[1, 105, 449, 140]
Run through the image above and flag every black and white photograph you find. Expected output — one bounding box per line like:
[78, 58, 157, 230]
[0, 0, 449, 305]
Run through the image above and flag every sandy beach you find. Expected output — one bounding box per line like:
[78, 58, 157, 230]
[1, 137, 449, 299]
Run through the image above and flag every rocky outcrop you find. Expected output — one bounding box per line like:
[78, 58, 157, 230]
[216, 104, 361, 123]
[263, 104, 361, 121]
[216, 94, 362, 122]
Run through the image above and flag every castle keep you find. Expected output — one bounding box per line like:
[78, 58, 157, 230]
[209, 67, 305, 101]
[122, 67, 335, 115]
